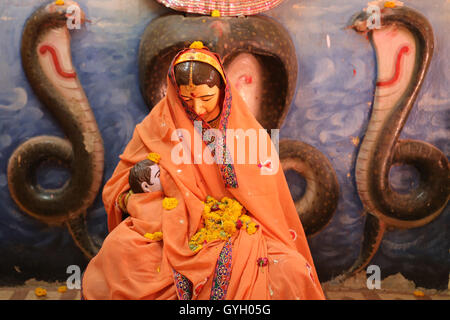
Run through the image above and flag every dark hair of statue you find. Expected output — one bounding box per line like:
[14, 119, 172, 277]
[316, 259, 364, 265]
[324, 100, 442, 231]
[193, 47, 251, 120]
[129, 159, 155, 193]
[174, 61, 223, 89]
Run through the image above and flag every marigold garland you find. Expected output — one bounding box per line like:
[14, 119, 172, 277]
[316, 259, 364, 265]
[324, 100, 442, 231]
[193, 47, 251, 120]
[188, 196, 258, 252]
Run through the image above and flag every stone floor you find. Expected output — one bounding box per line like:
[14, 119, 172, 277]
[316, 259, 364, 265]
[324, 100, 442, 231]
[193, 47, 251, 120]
[321, 271, 450, 300]
[1, 272, 449, 300]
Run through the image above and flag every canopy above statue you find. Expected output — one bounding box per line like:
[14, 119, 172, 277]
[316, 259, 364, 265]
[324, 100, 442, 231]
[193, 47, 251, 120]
[155, 0, 284, 16]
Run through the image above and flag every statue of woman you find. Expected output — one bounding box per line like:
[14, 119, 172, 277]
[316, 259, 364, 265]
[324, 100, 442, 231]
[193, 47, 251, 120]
[81, 42, 325, 300]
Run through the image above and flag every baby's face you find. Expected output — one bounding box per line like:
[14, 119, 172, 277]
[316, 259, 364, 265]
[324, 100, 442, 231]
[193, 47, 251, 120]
[141, 164, 162, 193]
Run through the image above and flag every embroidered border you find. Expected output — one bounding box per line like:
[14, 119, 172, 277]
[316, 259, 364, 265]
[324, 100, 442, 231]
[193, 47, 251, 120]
[173, 270, 193, 300]
[210, 239, 233, 300]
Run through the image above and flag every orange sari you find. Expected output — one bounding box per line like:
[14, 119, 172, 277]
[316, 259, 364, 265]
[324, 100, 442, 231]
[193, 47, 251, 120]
[81, 49, 325, 300]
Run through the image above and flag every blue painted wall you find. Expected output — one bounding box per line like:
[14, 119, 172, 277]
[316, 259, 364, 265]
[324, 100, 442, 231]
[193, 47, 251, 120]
[0, 0, 448, 289]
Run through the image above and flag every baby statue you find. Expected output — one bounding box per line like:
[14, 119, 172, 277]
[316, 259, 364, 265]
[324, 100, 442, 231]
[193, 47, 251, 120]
[119, 154, 163, 219]
[128, 158, 162, 194]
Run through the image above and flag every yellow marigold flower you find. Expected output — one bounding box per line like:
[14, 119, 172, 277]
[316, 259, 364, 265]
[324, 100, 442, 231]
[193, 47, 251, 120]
[221, 196, 232, 204]
[231, 209, 242, 220]
[240, 215, 251, 224]
[144, 231, 163, 241]
[147, 152, 161, 164]
[144, 232, 153, 240]
[54, 0, 65, 5]
[221, 213, 232, 222]
[191, 244, 203, 253]
[384, 1, 396, 8]
[211, 10, 221, 17]
[191, 232, 201, 242]
[223, 220, 236, 235]
[247, 222, 258, 235]
[190, 41, 205, 49]
[57, 285, 67, 293]
[197, 233, 207, 244]
[204, 220, 214, 230]
[191, 229, 206, 243]
[35, 287, 47, 297]
[235, 205, 243, 214]
[206, 232, 217, 242]
[209, 212, 221, 221]
[219, 230, 229, 240]
[153, 231, 163, 241]
[203, 205, 211, 215]
[163, 197, 178, 210]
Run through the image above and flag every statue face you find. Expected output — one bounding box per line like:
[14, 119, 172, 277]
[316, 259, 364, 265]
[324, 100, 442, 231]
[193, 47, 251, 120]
[140, 164, 161, 193]
[179, 84, 220, 122]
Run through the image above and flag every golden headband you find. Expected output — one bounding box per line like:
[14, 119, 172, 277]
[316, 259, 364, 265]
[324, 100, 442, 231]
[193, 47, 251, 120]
[174, 42, 227, 85]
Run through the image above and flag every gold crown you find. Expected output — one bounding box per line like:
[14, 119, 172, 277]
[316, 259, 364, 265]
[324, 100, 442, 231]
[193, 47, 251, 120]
[174, 42, 226, 85]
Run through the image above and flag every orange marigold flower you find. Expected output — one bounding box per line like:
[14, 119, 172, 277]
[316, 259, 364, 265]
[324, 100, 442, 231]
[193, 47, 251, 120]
[223, 220, 236, 235]
[35, 287, 47, 297]
[57, 285, 67, 293]
[413, 290, 425, 297]
[384, 1, 396, 8]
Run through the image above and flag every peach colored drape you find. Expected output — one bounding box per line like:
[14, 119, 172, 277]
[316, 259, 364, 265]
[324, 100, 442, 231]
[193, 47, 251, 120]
[81, 48, 325, 300]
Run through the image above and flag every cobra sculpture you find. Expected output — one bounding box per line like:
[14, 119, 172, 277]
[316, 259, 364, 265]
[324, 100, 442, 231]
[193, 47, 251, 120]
[336, 4, 449, 280]
[7, 1, 104, 259]
[138, 14, 339, 235]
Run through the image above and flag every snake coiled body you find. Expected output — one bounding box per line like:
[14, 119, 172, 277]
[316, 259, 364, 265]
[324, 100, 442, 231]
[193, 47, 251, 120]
[7, 2, 103, 258]
[338, 5, 449, 279]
